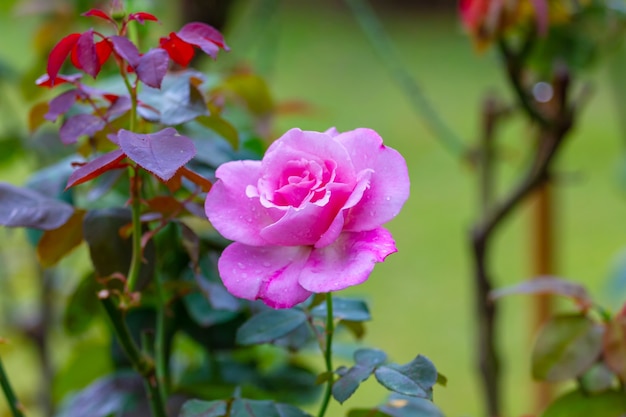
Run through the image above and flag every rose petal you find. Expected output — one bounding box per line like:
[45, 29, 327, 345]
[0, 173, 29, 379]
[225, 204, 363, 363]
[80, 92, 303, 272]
[218, 243, 312, 309]
[259, 182, 352, 246]
[336, 128, 410, 231]
[263, 128, 356, 185]
[205, 160, 274, 246]
[299, 228, 397, 293]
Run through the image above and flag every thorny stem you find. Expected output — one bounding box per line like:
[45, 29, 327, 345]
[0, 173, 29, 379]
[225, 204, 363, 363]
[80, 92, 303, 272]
[317, 293, 335, 417]
[0, 353, 26, 417]
[344, 0, 467, 159]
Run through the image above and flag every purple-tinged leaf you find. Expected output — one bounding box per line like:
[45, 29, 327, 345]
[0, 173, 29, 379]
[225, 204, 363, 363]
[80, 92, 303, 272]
[108, 36, 140, 68]
[66, 149, 126, 189]
[45, 89, 79, 121]
[490, 276, 593, 311]
[0, 182, 74, 230]
[60, 114, 106, 145]
[128, 12, 159, 24]
[118, 128, 195, 181]
[104, 96, 132, 119]
[74, 30, 100, 78]
[177, 22, 229, 58]
[46, 33, 81, 85]
[136, 48, 169, 88]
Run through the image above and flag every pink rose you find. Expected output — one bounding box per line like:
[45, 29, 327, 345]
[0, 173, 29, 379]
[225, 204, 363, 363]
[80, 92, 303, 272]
[204, 128, 410, 308]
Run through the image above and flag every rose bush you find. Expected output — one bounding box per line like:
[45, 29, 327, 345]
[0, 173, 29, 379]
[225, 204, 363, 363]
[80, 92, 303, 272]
[205, 127, 410, 308]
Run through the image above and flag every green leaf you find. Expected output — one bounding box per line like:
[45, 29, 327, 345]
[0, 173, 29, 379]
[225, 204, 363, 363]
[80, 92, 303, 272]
[138, 70, 207, 125]
[374, 355, 438, 399]
[332, 348, 387, 403]
[178, 399, 228, 417]
[532, 314, 604, 382]
[311, 297, 371, 322]
[196, 114, 239, 150]
[236, 309, 308, 346]
[541, 389, 626, 417]
[230, 398, 311, 417]
[64, 272, 100, 335]
[579, 363, 617, 394]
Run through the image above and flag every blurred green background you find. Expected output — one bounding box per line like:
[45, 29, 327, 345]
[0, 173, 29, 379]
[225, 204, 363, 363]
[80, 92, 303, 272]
[1, 1, 626, 416]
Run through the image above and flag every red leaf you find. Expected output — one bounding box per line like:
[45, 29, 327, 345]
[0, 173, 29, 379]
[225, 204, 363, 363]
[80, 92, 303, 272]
[82, 9, 115, 24]
[159, 33, 195, 67]
[96, 39, 113, 66]
[118, 128, 196, 181]
[45, 89, 79, 121]
[180, 166, 212, 192]
[136, 48, 169, 88]
[47, 33, 81, 85]
[108, 35, 140, 67]
[177, 22, 229, 58]
[128, 12, 159, 24]
[66, 149, 126, 189]
[36, 73, 83, 88]
[59, 114, 106, 145]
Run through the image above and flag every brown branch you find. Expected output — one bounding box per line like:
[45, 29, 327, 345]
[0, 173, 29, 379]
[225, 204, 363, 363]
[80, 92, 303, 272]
[470, 53, 574, 417]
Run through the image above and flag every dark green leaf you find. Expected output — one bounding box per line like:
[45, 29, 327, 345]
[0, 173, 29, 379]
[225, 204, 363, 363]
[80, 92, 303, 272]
[379, 394, 445, 417]
[541, 389, 626, 417]
[230, 398, 311, 417]
[236, 309, 308, 346]
[64, 272, 101, 335]
[178, 399, 228, 417]
[311, 297, 371, 322]
[374, 355, 438, 399]
[83, 208, 155, 288]
[332, 348, 387, 404]
[183, 291, 238, 327]
[532, 314, 604, 381]
[347, 410, 392, 417]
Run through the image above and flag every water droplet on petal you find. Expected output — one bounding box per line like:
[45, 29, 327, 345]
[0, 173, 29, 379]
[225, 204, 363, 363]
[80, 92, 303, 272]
[237, 262, 246, 269]
[262, 261, 271, 267]
[385, 196, 391, 201]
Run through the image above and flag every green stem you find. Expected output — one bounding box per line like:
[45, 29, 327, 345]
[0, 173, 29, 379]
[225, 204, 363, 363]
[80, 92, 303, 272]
[0, 354, 25, 417]
[344, 0, 466, 159]
[317, 293, 335, 417]
[155, 275, 168, 405]
[126, 165, 143, 292]
[101, 297, 167, 417]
